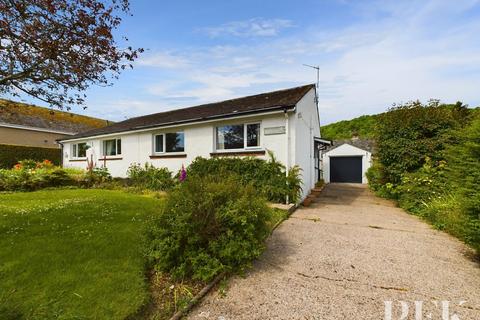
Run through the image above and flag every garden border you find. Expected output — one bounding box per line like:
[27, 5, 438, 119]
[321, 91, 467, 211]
[168, 203, 298, 320]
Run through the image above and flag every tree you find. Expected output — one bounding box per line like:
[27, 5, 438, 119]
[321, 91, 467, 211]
[0, 0, 143, 109]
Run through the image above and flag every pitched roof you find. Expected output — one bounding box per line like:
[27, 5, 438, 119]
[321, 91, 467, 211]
[325, 138, 376, 153]
[60, 84, 315, 141]
[0, 99, 110, 134]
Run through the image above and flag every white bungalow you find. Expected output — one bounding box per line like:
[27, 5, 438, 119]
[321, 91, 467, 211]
[59, 84, 331, 201]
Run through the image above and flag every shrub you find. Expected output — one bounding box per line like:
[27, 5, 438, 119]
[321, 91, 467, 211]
[187, 154, 302, 203]
[80, 167, 112, 188]
[0, 165, 75, 191]
[374, 100, 469, 185]
[443, 116, 480, 218]
[395, 158, 448, 213]
[0, 144, 61, 169]
[146, 175, 271, 282]
[126, 163, 175, 191]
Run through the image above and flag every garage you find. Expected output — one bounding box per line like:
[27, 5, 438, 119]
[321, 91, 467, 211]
[322, 140, 374, 184]
[330, 156, 362, 183]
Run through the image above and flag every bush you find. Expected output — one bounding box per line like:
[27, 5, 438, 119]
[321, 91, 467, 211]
[73, 167, 112, 188]
[126, 163, 174, 191]
[374, 100, 469, 185]
[0, 165, 75, 191]
[0, 144, 61, 169]
[146, 175, 271, 282]
[187, 154, 302, 203]
[443, 116, 480, 218]
[395, 158, 448, 213]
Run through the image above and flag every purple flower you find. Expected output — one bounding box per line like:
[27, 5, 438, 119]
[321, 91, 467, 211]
[179, 164, 187, 182]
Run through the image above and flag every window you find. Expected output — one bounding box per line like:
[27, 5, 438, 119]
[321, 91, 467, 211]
[103, 138, 121, 156]
[153, 132, 185, 153]
[216, 122, 260, 150]
[154, 134, 164, 153]
[72, 142, 87, 158]
[247, 123, 260, 147]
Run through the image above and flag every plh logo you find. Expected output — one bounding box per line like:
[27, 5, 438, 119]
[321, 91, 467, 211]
[384, 300, 466, 320]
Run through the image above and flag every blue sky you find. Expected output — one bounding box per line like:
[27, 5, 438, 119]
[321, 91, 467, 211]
[21, 0, 480, 124]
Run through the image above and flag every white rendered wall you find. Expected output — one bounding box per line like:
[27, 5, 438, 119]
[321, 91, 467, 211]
[62, 112, 294, 179]
[293, 88, 321, 200]
[322, 144, 372, 184]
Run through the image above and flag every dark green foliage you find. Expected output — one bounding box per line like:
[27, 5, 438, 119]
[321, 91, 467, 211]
[321, 114, 378, 140]
[395, 158, 448, 213]
[375, 100, 469, 184]
[0, 144, 61, 168]
[186, 154, 302, 203]
[443, 115, 480, 218]
[127, 163, 175, 191]
[367, 102, 479, 252]
[146, 176, 270, 282]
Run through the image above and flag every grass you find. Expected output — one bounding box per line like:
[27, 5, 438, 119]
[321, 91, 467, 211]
[266, 208, 290, 232]
[0, 189, 163, 320]
[0, 188, 290, 320]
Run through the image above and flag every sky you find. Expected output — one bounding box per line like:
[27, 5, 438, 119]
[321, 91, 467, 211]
[18, 0, 480, 124]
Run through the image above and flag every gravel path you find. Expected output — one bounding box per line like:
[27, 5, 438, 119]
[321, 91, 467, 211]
[188, 183, 480, 320]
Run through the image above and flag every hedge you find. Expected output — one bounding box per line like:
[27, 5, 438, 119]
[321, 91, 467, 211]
[0, 144, 61, 169]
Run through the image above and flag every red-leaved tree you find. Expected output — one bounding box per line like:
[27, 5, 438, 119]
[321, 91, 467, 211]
[0, 0, 143, 109]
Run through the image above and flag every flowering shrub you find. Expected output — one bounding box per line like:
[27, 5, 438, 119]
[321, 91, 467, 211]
[0, 160, 112, 191]
[0, 162, 75, 191]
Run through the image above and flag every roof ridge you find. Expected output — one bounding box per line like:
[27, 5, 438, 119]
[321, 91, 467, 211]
[0, 98, 109, 122]
[127, 83, 315, 121]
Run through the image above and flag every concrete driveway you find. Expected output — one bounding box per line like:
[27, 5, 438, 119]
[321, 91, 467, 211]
[188, 184, 480, 320]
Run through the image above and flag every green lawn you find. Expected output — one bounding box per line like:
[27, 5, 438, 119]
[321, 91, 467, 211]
[0, 189, 162, 320]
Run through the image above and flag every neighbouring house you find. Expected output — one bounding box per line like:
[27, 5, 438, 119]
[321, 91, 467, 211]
[0, 99, 110, 149]
[322, 138, 375, 184]
[59, 84, 331, 201]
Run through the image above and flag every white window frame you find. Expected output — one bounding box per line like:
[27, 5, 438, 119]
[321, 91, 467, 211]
[71, 142, 87, 159]
[153, 131, 185, 154]
[102, 138, 122, 157]
[215, 121, 262, 151]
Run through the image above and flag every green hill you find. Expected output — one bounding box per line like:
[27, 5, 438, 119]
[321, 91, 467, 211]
[320, 114, 379, 140]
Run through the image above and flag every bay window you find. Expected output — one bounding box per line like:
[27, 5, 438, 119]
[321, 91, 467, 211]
[215, 122, 260, 150]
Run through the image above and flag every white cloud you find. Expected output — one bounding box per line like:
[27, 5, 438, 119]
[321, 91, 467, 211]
[87, 0, 480, 124]
[200, 18, 294, 38]
[137, 52, 190, 69]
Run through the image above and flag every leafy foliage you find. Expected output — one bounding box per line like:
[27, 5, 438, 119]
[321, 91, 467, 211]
[146, 176, 271, 282]
[0, 144, 61, 168]
[0, 160, 111, 191]
[0, 0, 143, 108]
[443, 116, 480, 218]
[187, 154, 302, 203]
[367, 102, 479, 251]
[374, 100, 469, 185]
[127, 163, 175, 191]
[321, 114, 378, 140]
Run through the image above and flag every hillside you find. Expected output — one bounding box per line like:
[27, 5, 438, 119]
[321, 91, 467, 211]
[320, 114, 379, 140]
